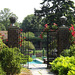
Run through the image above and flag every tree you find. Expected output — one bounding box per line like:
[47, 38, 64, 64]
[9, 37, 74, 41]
[0, 8, 18, 30]
[21, 14, 43, 32]
[0, 23, 6, 31]
[35, 0, 75, 27]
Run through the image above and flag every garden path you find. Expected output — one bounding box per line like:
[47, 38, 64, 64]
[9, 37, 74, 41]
[29, 64, 55, 75]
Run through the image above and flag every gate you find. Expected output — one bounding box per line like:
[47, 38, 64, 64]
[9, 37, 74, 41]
[19, 30, 57, 69]
[47, 31, 57, 68]
[19, 30, 47, 68]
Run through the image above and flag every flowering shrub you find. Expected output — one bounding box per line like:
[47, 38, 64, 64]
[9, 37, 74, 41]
[69, 24, 75, 44]
[18, 29, 26, 47]
[39, 23, 57, 39]
[39, 24, 49, 39]
[52, 23, 58, 30]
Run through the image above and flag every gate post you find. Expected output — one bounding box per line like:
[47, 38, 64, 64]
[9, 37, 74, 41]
[57, 16, 70, 56]
[8, 17, 20, 48]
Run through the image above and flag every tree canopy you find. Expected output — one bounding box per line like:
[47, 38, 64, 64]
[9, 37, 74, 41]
[21, 14, 43, 32]
[0, 8, 19, 30]
[35, 0, 75, 27]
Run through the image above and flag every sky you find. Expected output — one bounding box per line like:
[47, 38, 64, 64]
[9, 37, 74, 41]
[0, 0, 42, 22]
[0, 0, 75, 22]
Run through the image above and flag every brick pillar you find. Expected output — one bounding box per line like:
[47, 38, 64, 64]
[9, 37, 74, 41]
[57, 26, 70, 56]
[8, 26, 20, 48]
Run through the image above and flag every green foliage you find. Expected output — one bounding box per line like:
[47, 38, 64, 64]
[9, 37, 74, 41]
[0, 23, 6, 31]
[35, 0, 75, 27]
[48, 40, 57, 50]
[25, 32, 35, 38]
[0, 8, 18, 30]
[61, 44, 75, 57]
[33, 49, 36, 55]
[21, 55, 33, 64]
[0, 47, 22, 75]
[42, 48, 45, 56]
[50, 56, 75, 75]
[0, 63, 6, 75]
[21, 41, 35, 50]
[0, 38, 8, 50]
[21, 14, 43, 32]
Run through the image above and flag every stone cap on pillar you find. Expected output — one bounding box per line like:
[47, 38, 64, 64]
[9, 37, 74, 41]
[9, 17, 16, 26]
[60, 16, 67, 26]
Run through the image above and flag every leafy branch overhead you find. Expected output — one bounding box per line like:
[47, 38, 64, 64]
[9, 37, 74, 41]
[35, 0, 75, 26]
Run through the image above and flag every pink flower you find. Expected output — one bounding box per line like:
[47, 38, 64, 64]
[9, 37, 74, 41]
[45, 24, 48, 28]
[71, 26, 74, 31]
[53, 23, 57, 26]
[72, 32, 74, 36]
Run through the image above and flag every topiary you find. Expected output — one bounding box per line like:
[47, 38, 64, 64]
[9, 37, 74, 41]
[21, 40, 35, 50]
[0, 47, 22, 75]
[25, 32, 35, 38]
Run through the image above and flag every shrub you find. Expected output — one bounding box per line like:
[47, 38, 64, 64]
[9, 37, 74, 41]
[0, 38, 8, 50]
[0, 63, 6, 75]
[21, 40, 35, 50]
[0, 47, 22, 75]
[61, 44, 75, 57]
[50, 56, 75, 75]
[21, 55, 33, 64]
[25, 32, 35, 38]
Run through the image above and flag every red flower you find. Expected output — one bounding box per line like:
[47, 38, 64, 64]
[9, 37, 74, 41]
[18, 42, 21, 44]
[69, 28, 71, 31]
[45, 24, 48, 28]
[71, 26, 74, 31]
[0, 33, 1, 35]
[20, 29, 23, 31]
[72, 32, 74, 36]
[40, 34, 43, 39]
[24, 37, 26, 38]
[2, 35, 4, 36]
[21, 39, 23, 42]
[20, 44, 22, 47]
[6, 39, 8, 42]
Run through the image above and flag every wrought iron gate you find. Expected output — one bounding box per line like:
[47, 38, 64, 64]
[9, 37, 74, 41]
[47, 31, 57, 68]
[19, 30, 57, 69]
